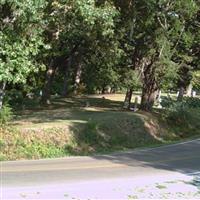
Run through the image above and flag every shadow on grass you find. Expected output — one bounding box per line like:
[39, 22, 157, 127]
[9, 96, 200, 177]
[14, 96, 124, 111]
[53, 97, 124, 109]
[13, 109, 109, 125]
[13, 97, 124, 124]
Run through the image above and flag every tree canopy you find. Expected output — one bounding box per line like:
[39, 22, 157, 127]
[0, 0, 199, 110]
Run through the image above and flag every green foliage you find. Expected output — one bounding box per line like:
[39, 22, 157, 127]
[165, 102, 191, 124]
[0, 0, 46, 84]
[193, 71, 200, 90]
[161, 97, 200, 109]
[162, 98, 200, 136]
[167, 108, 200, 136]
[0, 104, 13, 125]
[160, 96, 174, 108]
[17, 142, 65, 159]
[1, 0, 199, 109]
[184, 97, 200, 108]
[121, 70, 142, 90]
[80, 121, 100, 145]
[5, 89, 24, 106]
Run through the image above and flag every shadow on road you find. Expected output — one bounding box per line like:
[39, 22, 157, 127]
[89, 139, 200, 175]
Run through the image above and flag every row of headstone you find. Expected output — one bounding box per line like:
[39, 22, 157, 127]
[176, 90, 196, 97]
[130, 92, 163, 111]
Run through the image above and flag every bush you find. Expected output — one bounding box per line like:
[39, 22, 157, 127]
[184, 97, 200, 108]
[17, 142, 65, 159]
[164, 103, 190, 124]
[163, 102, 200, 136]
[0, 105, 13, 125]
[161, 96, 200, 109]
[5, 89, 24, 106]
[79, 122, 101, 145]
[160, 96, 174, 108]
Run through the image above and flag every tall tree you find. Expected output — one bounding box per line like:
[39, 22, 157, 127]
[114, 0, 199, 111]
[0, 0, 46, 109]
[41, 0, 118, 103]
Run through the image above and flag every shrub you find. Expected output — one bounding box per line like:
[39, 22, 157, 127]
[18, 142, 65, 159]
[184, 97, 200, 108]
[80, 121, 101, 145]
[163, 102, 200, 136]
[5, 89, 24, 106]
[161, 97, 200, 109]
[164, 103, 190, 124]
[160, 96, 174, 108]
[0, 105, 13, 125]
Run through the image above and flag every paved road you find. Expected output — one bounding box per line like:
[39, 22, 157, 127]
[1, 139, 200, 199]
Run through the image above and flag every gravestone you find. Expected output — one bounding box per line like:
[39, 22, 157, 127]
[192, 91, 196, 97]
[130, 96, 139, 112]
[39, 90, 42, 96]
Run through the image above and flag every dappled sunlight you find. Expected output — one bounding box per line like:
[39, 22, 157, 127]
[12, 97, 124, 125]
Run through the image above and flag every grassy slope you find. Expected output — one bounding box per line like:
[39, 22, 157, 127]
[1, 94, 199, 161]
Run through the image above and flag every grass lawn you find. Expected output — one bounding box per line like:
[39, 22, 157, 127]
[1, 93, 199, 161]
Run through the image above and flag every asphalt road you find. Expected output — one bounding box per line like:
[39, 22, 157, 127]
[1, 139, 200, 199]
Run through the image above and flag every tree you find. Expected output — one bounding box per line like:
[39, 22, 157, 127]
[0, 0, 46, 108]
[114, 0, 199, 111]
[40, 0, 118, 103]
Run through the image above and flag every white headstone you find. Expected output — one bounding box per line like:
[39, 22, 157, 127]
[192, 91, 196, 97]
[157, 98, 162, 108]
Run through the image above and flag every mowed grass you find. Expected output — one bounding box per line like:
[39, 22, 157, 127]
[12, 94, 138, 129]
[0, 93, 197, 161]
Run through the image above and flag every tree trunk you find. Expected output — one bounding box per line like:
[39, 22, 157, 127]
[62, 69, 68, 97]
[101, 86, 107, 94]
[156, 90, 161, 101]
[140, 84, 158, 111]
[62, 43, 81, 97]
[177, 86, 185, 101]
[140, 59, 158, 112]
[73, 47, 83, 95]
[111, 87, 116, 94]
[41, 60, 57, 104]
[0, 82, 6, 110]
[73, 62, 82, 95]
[62, 56, 72, 97]
[177, 65, 192, 101]
[123, 88, 133, 109]
[186, 83, 193, 97]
